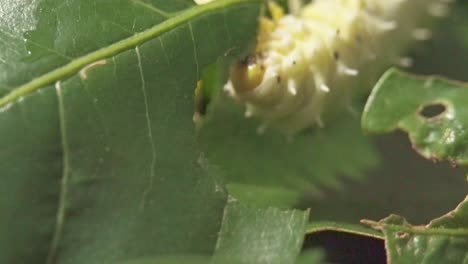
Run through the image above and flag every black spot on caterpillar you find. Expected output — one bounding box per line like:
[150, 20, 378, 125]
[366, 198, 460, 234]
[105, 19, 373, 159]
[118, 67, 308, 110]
[224, 0, 452, 136]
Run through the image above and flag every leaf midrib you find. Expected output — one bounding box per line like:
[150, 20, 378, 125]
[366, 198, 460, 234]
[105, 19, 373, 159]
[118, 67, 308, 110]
[0, 0, 260, 108]
[384, 224, 468, 237]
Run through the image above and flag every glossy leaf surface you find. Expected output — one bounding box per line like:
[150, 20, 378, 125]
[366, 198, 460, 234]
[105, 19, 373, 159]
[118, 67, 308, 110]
[0, 0, 261, 263]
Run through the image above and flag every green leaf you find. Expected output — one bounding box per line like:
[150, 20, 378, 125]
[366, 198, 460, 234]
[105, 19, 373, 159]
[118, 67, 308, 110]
[119, 200, 311, 264]
[213, 199, 309, 264]
[0, 0, 262, 263]
[363, 196, 468, 264]
[119, 255, 212, 264]
[451, 2, 468, 49]
[306, 221, 383, 239]
[1, 0, 195, 90]
[411, 1, 468, 82]
[362, 69, 468, 165]
[295, 249, 326, 264]
[226, 183, 302, 208]
[199, 94, 379, 206]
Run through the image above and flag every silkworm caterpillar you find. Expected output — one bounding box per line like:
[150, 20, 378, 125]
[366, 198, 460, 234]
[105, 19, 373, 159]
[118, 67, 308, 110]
[224, 0, 452, 136]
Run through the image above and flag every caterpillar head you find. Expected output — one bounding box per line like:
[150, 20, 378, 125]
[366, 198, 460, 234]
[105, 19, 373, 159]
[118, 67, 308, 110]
[230, 56, 265, 94]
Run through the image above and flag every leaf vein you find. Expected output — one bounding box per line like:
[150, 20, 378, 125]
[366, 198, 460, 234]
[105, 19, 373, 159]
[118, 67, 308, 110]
[188, 22, 200, 79]
[46, 81, 71, 264]
[131, 0, 173, 18]
[135, 46, 157, 211]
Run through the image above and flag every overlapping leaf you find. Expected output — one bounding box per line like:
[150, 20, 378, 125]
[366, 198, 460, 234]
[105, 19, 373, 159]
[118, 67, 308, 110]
[199, 93, 379, 207]
[0, 0, 266, 263]
[119, 199, 312, 264]
[363, 196, 468, 263]
[362, 69, 468, 263]
[213, 199, 310, 264]
[362, 69, 468, 165]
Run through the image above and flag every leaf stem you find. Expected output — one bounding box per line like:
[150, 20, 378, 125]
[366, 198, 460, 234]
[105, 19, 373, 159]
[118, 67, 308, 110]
[0, 0, 261, 108]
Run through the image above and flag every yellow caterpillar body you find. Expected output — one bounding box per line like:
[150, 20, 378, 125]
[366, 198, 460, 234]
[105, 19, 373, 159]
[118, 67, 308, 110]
[224, 0, 451, 136]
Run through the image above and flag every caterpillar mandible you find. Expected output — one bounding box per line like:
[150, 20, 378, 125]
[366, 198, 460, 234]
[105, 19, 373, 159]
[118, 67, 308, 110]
[222, 0, 452, 136]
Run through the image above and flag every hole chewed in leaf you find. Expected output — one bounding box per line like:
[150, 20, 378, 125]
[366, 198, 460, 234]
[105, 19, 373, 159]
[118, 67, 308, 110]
[418, 102, 447, 119]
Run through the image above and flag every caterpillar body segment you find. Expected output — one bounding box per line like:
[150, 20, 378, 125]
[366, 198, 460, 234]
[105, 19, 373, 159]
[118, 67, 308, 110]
[225, 0, 451, 136]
